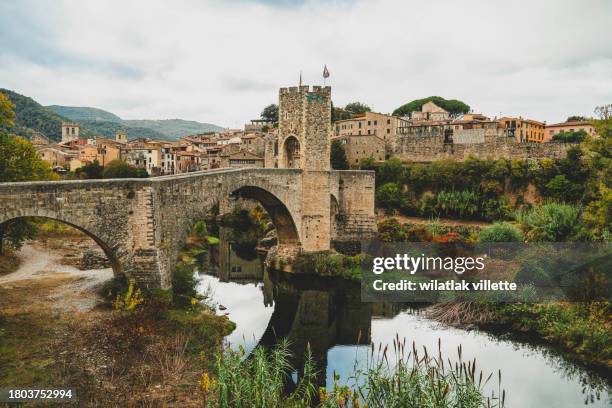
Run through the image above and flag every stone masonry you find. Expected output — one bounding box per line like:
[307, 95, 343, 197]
[395, 124, 576, 162]
[0, 168, 375, 289]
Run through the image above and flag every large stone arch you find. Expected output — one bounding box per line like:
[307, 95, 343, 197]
[0, 210, 123, 276]
[229, 185, 300, 245]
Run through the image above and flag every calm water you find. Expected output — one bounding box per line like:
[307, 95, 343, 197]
[196, 232, 611, 408]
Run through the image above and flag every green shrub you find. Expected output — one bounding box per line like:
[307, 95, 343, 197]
[478, 222, 523, 242]
[376, 182, 404, 210]
[377, 218, 402, 242]
[516, 203, 583, 242]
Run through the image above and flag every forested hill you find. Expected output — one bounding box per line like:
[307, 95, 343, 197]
[48, 106, 224, 140]
[0, 89, 224, 142]
[47, 105, 122, 123]
[0, 89, 88, 142]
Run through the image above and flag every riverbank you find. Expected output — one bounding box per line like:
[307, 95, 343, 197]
[0, 239, 233, 406]
[426, 301, 612, 369]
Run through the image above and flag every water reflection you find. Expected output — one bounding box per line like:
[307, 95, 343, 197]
[197, 229, 611, 407]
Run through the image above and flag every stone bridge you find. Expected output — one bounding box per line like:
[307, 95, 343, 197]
[0, 168, 376, 289]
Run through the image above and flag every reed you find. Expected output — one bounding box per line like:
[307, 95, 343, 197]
[210, 337, 505, 408]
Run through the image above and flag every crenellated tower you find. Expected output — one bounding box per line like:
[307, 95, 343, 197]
[276, 85, 331, 171]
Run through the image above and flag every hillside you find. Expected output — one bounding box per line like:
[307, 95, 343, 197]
[0, 89, 92, 142]
[47, 105, 122, 123]
[79, 120, 167, 140]
[123, 119, 223, 139]
[48, 106, 223, 140]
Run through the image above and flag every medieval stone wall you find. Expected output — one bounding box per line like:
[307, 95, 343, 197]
[395, 127, 575, 162]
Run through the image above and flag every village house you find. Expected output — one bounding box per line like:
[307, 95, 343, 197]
[332, 134, 386, 167]
[94, 137, 122, 166]
[221, 150, 265, 169]
[36, 145, 76, 169]
[244, 119, 274, 132]
[410, 101, 451, 122]
[544, 120, 596, 142]
[123, 139, 163, 175]
[334, 111, 406, 154]
[240, 133, 266, 156]
[498, 117, 546, 143]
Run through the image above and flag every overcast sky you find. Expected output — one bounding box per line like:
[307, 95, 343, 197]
[1, 0, 611, 128]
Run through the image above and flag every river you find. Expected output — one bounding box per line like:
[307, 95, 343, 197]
[196, 233, 611, 408]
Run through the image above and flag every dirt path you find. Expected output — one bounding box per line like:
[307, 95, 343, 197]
[0, 241, 113, 311]
[377, 212, 492, 227]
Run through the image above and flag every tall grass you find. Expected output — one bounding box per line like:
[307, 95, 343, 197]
[210, 337, 505, 408]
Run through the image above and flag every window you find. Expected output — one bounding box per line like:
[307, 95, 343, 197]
[374, 120, 377, 125]
[387, 129, 390, 134]
[367, 121, 371, 126]
[368, 130, 371, 135]
[387, 119, 391, 124]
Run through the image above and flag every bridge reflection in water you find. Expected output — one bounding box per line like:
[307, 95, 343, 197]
[197, 229, 612, 406]
[198, 228, 404, 387]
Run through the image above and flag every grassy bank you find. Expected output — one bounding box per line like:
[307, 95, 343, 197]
[0, 274, 234, 406]
[427, 301, 612, 368]
[491, 301, 612, 367]
[291, 251, 367, 281]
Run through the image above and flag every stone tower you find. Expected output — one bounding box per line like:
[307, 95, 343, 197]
[270, 85, 333, 251]
[276, 85, 331, 171]
[61, 122, 80, 143]
[115, 131, 128, 143]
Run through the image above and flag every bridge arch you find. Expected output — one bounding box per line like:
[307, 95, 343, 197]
[229, 185, 300, 246]
[0, 210, 123, 276]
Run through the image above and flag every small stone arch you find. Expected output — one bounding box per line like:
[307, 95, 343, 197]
[282, 135, 301, 168]
[0, 211, 123, 277]
[229, 186, 300, 246]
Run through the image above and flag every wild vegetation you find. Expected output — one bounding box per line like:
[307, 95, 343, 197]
[209, 338, 505, 408]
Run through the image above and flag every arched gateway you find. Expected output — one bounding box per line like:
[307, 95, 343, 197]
[0, 85, 376, 289]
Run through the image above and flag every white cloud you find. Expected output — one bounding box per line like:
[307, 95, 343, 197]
[1, 0, 611, 127]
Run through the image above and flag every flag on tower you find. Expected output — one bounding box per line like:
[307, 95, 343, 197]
[323, 65, 330, 79]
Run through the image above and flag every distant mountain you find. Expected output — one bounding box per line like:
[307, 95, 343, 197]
[48, 106, 223, 140]
[123, 119, 223, 139]
[0, 89, 93, 142]
[47, 105, 122, 123]
[78, 120, 167, 140]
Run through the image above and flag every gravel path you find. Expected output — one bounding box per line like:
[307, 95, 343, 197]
[0, 241, 113, 311]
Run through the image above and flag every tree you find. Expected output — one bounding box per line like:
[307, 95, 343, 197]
[344, 102, 371, 116]
[566, 115, 586, 122]
[0, 121, 58, 253]
[594, 104, 611, 120]
[377, 158, 405, 185]
[0, 91, 15, 129]
[393, 96, 470, 118]
[359, 157, 376, 170]
[552, 129, 587, 143]
[261, 104, 279, 123]
[331, 101, 352, 122]
[102, 160, 148, 179]
[330, 139, 349, 170]
[376, 182, 404, 210]
[75, 160, 103, 179]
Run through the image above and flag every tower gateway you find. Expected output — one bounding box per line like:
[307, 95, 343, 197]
[266, 85, 333, 251]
